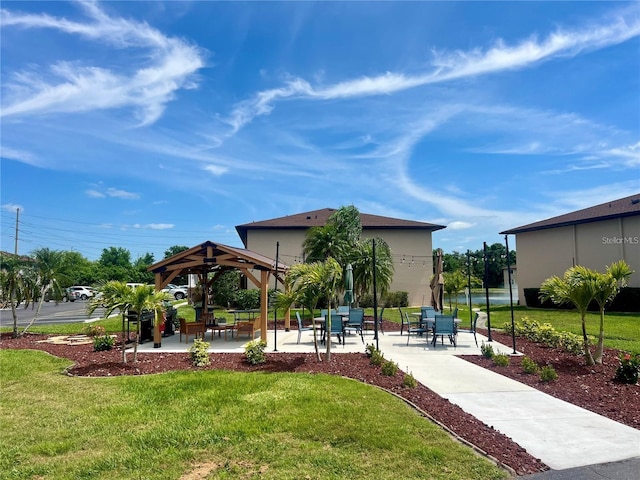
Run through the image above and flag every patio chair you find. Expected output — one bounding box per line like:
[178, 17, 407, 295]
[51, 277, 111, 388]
[364, 307, 385, 335]
[179, 318, 205, 343]
[457, 312, 479, 346]
[432, 315, 456, 349]
[345, 308, 365, 343]
[399, 307, 410, 335]
[324, 314, 345, 346]
[337, 305, 350, 314]
[296, 311, 313, 344]
[405, 311, 429, 345]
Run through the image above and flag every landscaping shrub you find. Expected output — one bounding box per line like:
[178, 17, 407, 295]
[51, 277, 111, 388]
[189, 339, 211, 367]
[369, 348, 385, 367]
[521, 356, 539, 374]
[506, 317, 585, 356]
[244, 339, 267, 365]
[93, 335, 114, 352]
[539, 365, 558, 382]
[402, 371, 418, 388]
[492, 353, 510, 367]
[83, 324, 106, 337]
[480, 342, 494, 359]
[231, 289, 261, 309]
[614, 353, 640, 385]
[365, 344, 376, 358]
[381, 359, 399, 376]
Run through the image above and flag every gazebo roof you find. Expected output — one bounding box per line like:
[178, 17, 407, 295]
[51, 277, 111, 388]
[147, 240, 288, 289]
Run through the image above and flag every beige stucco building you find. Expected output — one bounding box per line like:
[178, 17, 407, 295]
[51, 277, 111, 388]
[501, 194, 640, 305]
[235, 208, 446, 306]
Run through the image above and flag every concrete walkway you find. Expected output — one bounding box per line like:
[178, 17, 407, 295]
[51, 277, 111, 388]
[136, 323, 640, 476]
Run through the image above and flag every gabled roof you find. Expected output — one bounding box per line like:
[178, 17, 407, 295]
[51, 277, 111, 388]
[500, 194, 640, 235]
[147, 240, 288, 288]
[235, 208, 445, 245]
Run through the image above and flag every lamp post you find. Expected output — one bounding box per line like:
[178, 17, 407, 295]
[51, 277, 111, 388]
[372, 238, 379, 351]
[504, 235, 517, 354]
[483, 241, 492, 342]
[466, 250, 474, 330]
[273, 241, 279, 352]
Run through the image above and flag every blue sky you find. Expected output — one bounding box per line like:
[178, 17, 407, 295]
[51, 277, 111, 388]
[1, 1, 639, 262]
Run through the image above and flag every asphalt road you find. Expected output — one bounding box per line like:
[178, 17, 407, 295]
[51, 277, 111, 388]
[0, 300, 106, 328]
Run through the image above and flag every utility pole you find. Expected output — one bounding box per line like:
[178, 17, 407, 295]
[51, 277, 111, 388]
[14, 208, 20, 255]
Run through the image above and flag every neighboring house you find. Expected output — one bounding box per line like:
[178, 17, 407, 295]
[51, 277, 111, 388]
[236, 208, 446, 306]
[501, 194, 640, 305]
[502, 265, 517, 292]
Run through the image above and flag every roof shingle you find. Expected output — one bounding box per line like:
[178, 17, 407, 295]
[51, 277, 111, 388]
[500, 194, 640, 235]
[235, 208, 445, 244]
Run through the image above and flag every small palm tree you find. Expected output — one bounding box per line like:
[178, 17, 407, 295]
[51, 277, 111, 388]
[540, 266, 597, 365]
[591, 260, 633, 364]
[23, 248, 67, 335]
[89, 282, 168, 363]
[443, 270, 466, 310]
[278, 259, 342, 362]
[0, 253, 36, 338]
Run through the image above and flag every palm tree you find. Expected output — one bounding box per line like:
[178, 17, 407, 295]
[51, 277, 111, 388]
[89, 282, 168, 363]
[351, 238, 393, 306]
[443, 270, 466, 310]
[591, 260, 633, 364]
[277, 259, 342, 361]
[540, 266, 598, 365]
[302, 224, 349, 263]
[275, 264, 323, 361]
[0, 253, 36, 338]
[23, 248, 66, 335]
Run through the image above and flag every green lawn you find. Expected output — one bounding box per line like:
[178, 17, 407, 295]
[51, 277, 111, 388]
[0, 349, 507, 480]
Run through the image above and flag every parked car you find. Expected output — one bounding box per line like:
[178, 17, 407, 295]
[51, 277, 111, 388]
[162, 284, 188, 300]
[67, 286, 95, 301]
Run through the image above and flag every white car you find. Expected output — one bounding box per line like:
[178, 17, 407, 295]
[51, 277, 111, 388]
[68, 286, 95, 301]
[162, 284, 188, 300]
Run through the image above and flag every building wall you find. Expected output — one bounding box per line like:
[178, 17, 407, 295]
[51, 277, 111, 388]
[245, 227, 435, 306]
[513, 216, 640, 303]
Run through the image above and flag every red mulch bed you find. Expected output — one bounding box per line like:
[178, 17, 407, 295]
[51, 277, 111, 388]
[2, 326, 636, 476]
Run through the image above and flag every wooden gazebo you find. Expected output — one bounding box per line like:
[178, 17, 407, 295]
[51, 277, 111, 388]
[147, 241, 289, 347]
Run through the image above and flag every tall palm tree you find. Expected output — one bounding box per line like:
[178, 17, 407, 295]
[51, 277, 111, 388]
[351, 238, 393, 306]
[1, 253, 37, 338]
[540, 266, 598, 365]
[302, 224, 349, 264]
[591, 260, 633, 364]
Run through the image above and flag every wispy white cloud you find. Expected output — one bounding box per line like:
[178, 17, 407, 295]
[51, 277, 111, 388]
[223, 7, 640, 134]
[86, 186, 139, 199]
[203, 165, 228, 176]
[0, 1, 205, 126]
[448, 221, 475, 230]
[141, 223, 174, 230]
[106, 188, 139, 200]
[0, 146, 39, 166]
[2, 203, 23, 213]
[85, 189, 106, 198]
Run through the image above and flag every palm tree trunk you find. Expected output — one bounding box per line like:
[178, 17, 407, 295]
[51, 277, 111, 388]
[581, 313, 595, 365]
[594, 307, 605, 365]
[325, 298, 332, 362]
[11, 300, 19, 338]
[22, 286, 48, 335]
[121, 313, 127, 364]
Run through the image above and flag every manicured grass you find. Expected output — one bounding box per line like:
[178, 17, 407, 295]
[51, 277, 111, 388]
[379, 304, 639, 354]
[0, 349, 507, 480]
[486, 305, 640, 354]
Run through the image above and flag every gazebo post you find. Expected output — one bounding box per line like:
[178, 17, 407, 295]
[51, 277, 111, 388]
[153, 276, 162, 348]
[260, 270, 269, 342]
